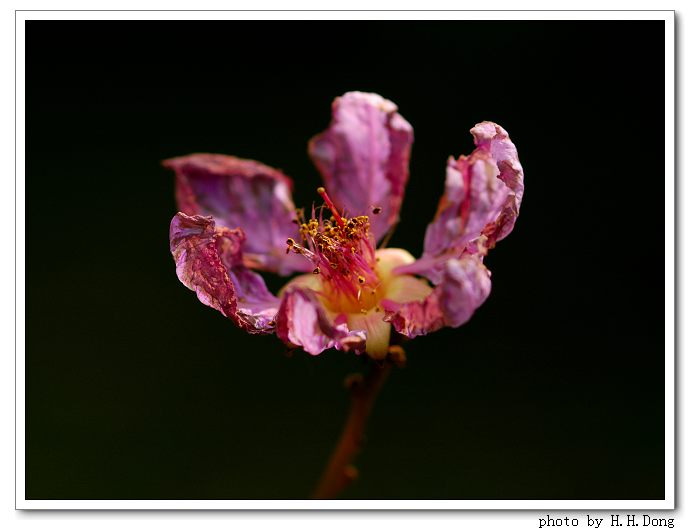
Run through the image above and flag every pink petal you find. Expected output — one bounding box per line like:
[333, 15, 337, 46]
[471, 122, 525, 243]
[382, 255, 491, 338]
[164, 154, 309, 276]
[423, 151, 509, 258]
[170, 212, 279, 334]
[275, 287, 366, 355]
[308, 92, 413, 242]
[396, 122, 522, 283]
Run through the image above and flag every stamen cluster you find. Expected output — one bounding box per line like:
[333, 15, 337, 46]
[286, 188, 380, 311]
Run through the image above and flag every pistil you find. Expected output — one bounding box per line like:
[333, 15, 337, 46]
[317, 186, 345, 228]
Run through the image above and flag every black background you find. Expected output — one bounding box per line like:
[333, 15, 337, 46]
[25, 20, 665, 500]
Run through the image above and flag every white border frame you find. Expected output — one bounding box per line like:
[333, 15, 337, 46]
[14, 9, 675, 510]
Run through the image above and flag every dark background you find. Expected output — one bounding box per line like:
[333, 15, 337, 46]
[25, 20, 665, 500]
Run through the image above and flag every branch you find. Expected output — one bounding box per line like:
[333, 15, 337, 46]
[311, 361, 393, 499]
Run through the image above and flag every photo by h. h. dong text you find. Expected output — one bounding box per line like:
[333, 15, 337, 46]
[538, 515, 674, 529]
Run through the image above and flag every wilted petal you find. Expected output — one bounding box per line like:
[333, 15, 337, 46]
[308, 92, 413, 241]
[275, 287, 366, 355]
[423, 151, 509, 259]
[471, 122, 524, 243]
[396, 122, 521, 283]
[437, 257, 492, 328]
[382, 255, 491, 338]
[170, 212, 279, 334]
[164, 153, 309, 276]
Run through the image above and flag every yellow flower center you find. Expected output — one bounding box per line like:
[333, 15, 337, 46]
[282, 188, 432, 359]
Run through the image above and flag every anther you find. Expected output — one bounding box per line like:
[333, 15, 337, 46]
[286, 238, 295, 247]
[313, 267, 320, 275]
[358, 275, 365, 284]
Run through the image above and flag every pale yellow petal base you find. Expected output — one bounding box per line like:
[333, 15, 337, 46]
[278, 248, 433, 358]
[347, 311, 391, 360]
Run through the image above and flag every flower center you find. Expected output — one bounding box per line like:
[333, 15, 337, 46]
[287, 187, 382, 313]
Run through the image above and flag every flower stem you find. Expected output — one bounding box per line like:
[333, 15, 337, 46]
[312, 361, 392, 499]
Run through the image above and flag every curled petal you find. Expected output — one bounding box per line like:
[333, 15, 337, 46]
[471, 122, 524, 243]
[308, 91, 413, 241]
[275, 288, 366, 356]
[382, 256, 491, 338]
[423, 152, 509, 258]
[170, 212, 279, 334]
[398, 122, 521, 283]
[164, 154, 309, 276]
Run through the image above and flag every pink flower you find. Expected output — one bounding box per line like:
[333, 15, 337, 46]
[167, 92, 524, 360]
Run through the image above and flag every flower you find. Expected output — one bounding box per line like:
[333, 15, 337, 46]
[167, 92, 524, 360]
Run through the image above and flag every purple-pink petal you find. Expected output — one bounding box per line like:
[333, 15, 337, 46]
[382, 255, 492, 338]
[308, 91, 413, 241]
[275, 287, 366, 356]
[397, 122, 522, 283]
[423, 151, 509, 258]
[170, 212, 279, 334]
[164, 153, 309, 276]
[471, 122, 525, 243]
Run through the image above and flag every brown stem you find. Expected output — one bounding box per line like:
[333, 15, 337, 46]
[312, 361, 392, 499]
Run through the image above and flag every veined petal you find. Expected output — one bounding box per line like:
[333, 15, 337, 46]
[308, 92, 413, 241]
[382, 255, 491, 338]
[398, 122, 521, 283]
[471, 122, 525, 243]
[275, 287, 366, 356]
[164, 153, 309, 276]
[170, 212, 279, 334]
[423, 152, 509, 258]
